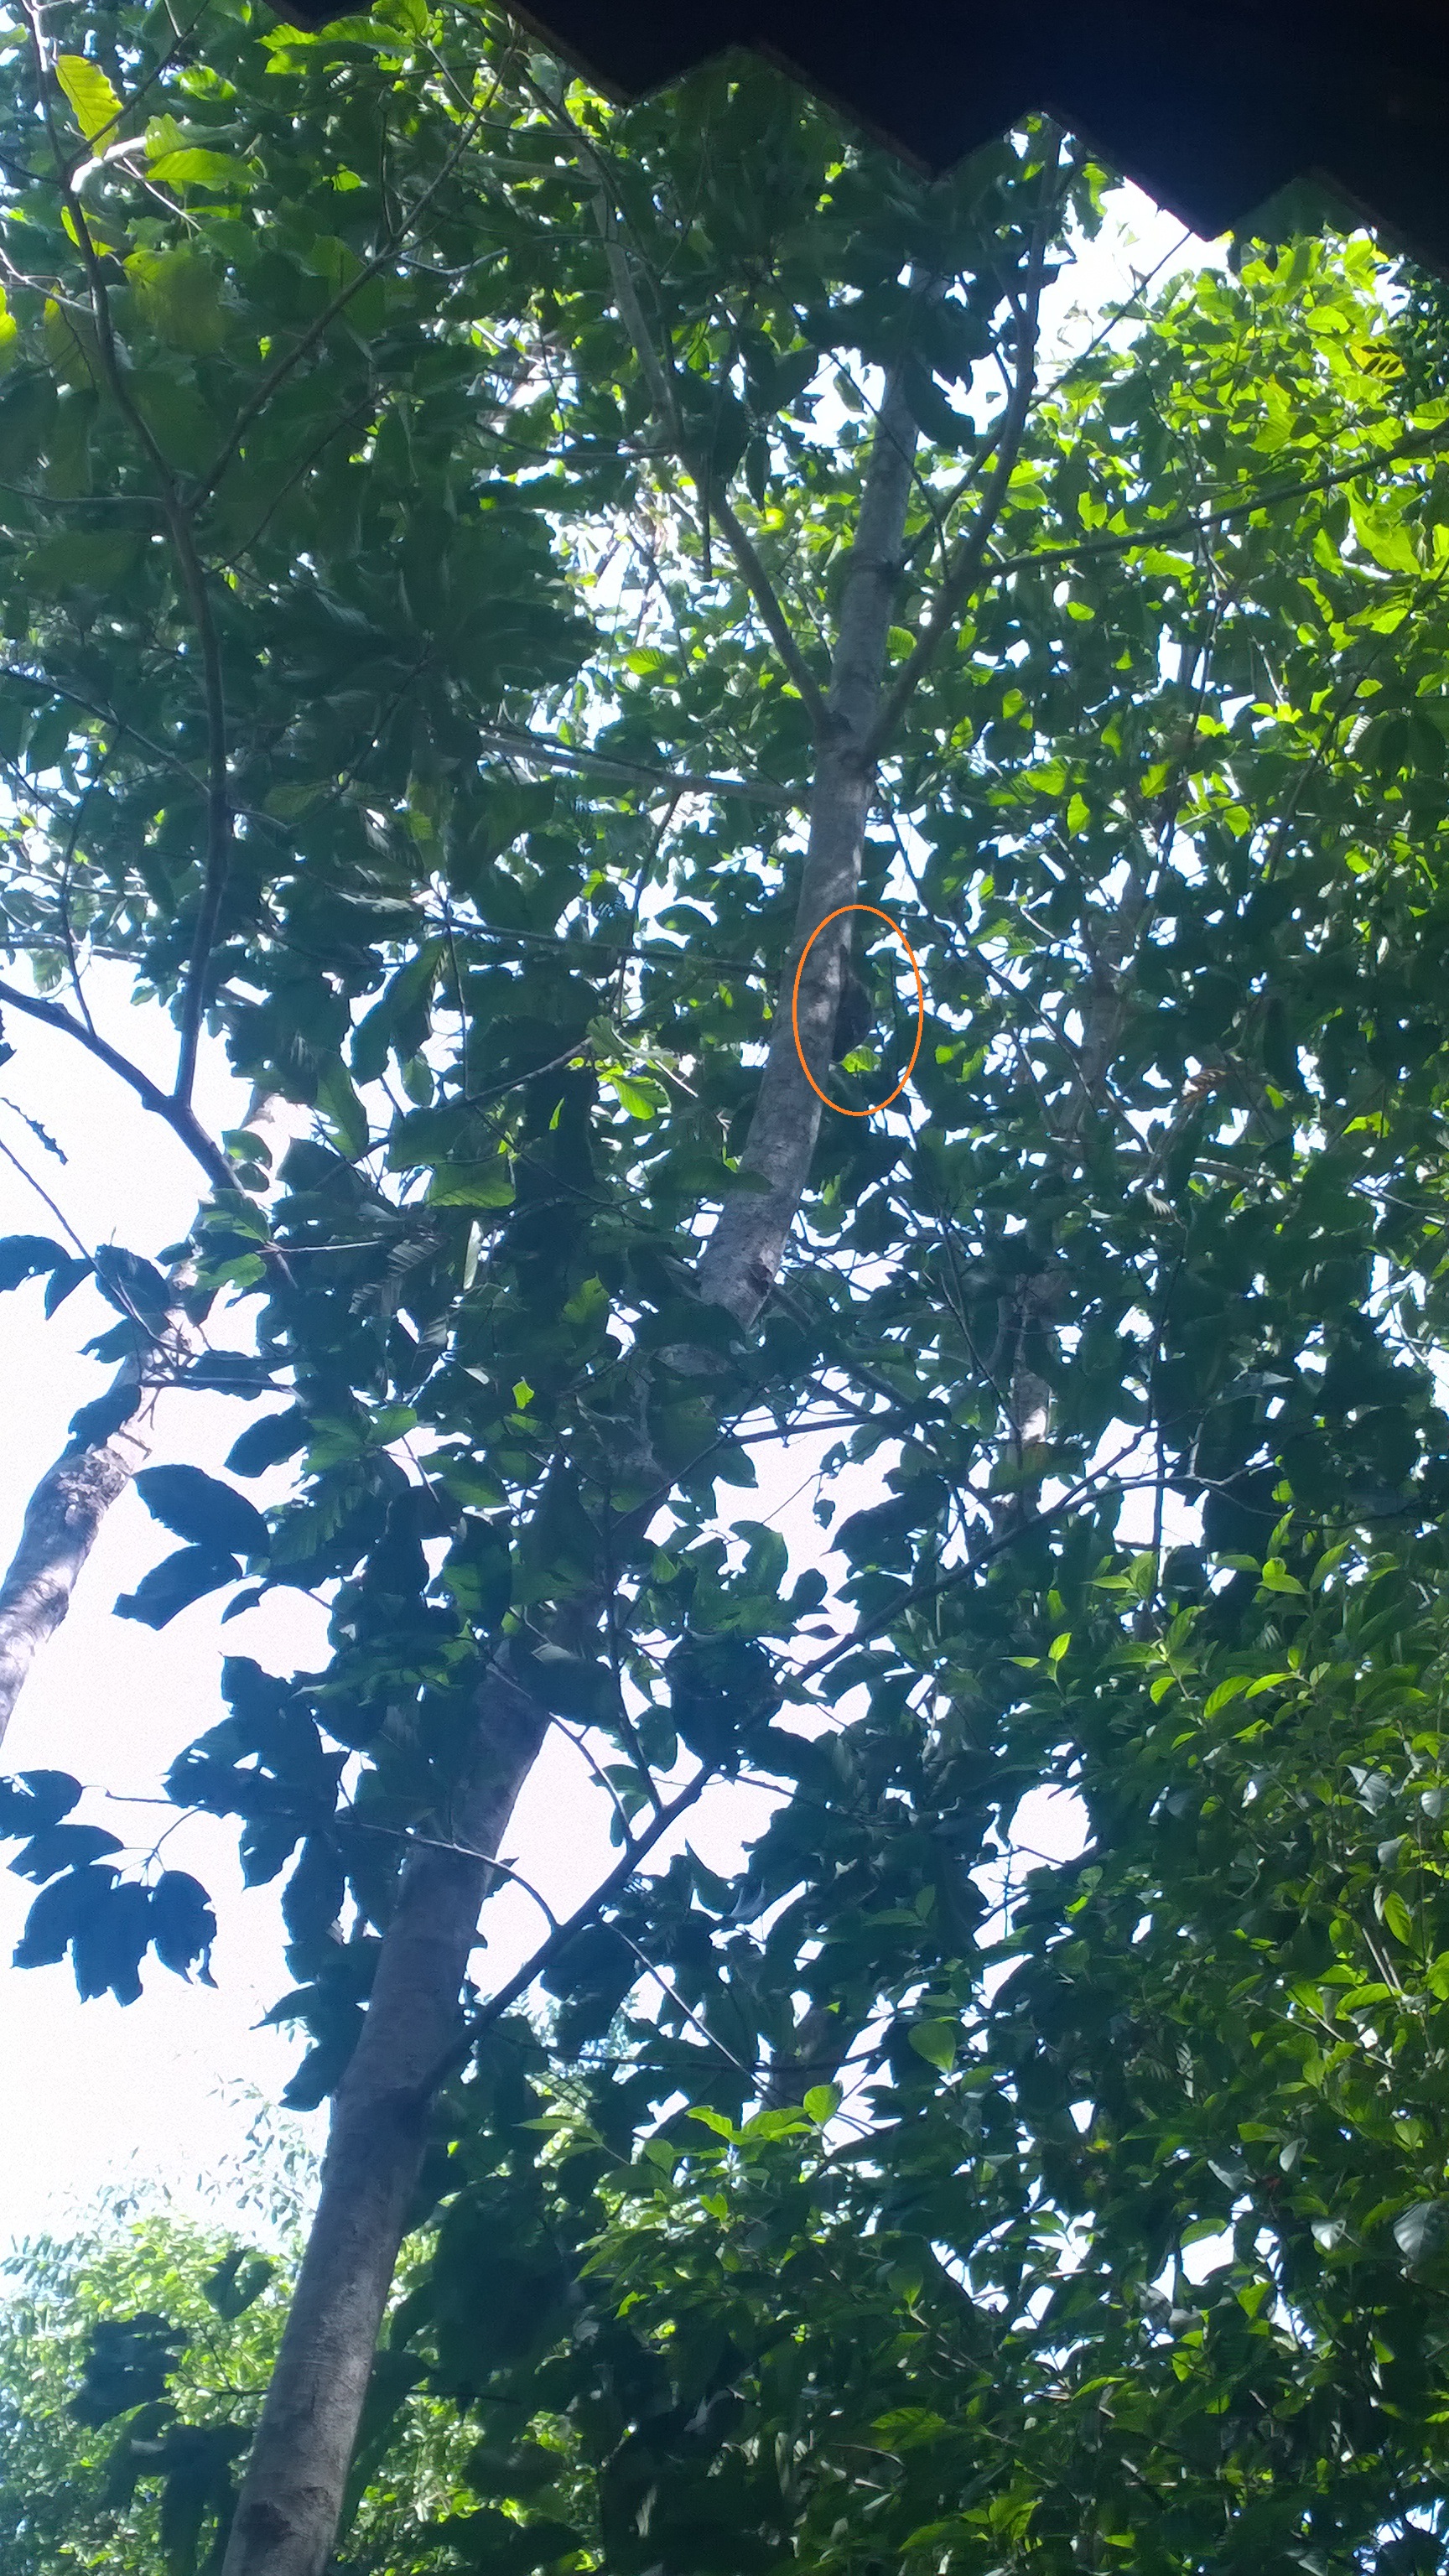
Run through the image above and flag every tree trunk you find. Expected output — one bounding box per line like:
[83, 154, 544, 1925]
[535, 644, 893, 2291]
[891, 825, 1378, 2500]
[0, 1413, 149, 1753]
[699, 366, 919, 1327]
[222, 1675, 547, 2576]
[220, 371, 921, 2576]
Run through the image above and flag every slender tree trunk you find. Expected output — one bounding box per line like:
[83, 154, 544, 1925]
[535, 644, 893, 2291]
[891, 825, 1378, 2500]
[222, 1676, 547, 2576]
[699, 367, 919, 1327]
[0, 1405, 149, 1753]
[220, 376, 921, 2576]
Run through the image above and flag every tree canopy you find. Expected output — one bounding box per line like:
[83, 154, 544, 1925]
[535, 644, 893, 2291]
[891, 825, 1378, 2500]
[4, 2, 1449, 2569]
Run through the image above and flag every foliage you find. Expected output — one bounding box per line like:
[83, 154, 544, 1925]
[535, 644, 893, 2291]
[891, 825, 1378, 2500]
[437, 1524, 1449, 2576]
[0, 2157, 487, 2575]
[3, 0, 1449, 2564]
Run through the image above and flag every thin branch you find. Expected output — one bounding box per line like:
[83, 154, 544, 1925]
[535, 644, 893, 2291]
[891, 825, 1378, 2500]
[418, 1768, 710, 2100]
[613, 1928, 757, 2080]
[0, 662, 205, 796]
[472, 720, 799, 808]
[548, 80, 833, 747]
[708, 487, 833, 741]
[548, 1717, 636, 1845]
[985, 418, 1449, 591]
[186, 79, 506, 515]
[23, 8, 231, 1115]
[861, 205, 1053, 766]
[350, 1817, 559, 1930]
[792, 1431, 1150, 1690]
[0, 977, 236, 1194]
[0, 1129, 89, 1255]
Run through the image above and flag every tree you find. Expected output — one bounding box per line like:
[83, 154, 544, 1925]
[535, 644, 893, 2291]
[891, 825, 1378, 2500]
[3, 3, 1449, 2570]
[0, 2132, 485, 2574]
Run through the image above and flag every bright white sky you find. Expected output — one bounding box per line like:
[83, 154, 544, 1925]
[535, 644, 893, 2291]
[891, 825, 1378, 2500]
[0, 180, 1223, 2256]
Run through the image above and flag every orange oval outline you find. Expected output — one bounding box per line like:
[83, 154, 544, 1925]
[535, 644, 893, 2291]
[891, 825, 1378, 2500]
[792, 903, 924, 1118]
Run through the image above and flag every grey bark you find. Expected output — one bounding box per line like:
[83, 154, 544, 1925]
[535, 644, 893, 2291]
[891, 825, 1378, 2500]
[698, 365, 921, 1327]
[0, 1422, 148, 1751]
[221, 1674, 547, 2576]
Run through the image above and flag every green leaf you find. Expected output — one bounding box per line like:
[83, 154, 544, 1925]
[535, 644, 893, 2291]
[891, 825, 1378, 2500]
[1393, 2199, 1449, 2265]
[134, 1467, 269, 1561]
[1382, 1889, 1416, 1946]
[0, 1234, 70, 1292]
[687, 2106, 737, 2141]
[1203, 1675, 1253, 1716]
[125, 250, 228, 354]
[314, 1062, 369, 1160]
[1259, 1559, 1306, 1595]
[147, 148, 250, 190]
[907, 2019, 957, 2073]
[114, 1548, 242, 1630]
[55, 54, 122, 143]
[148, 1872, 217, 1984]
[425, 1158, 513, 1208]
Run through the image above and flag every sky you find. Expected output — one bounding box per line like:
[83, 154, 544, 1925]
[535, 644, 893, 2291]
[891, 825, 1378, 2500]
[0, 179, 1226, 2258]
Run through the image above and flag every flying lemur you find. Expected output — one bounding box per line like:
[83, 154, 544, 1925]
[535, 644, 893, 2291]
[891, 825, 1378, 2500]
[830, 958, 877, 1063]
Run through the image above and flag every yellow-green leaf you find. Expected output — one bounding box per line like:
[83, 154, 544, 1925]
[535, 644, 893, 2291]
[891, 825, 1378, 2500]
[148, 148, 249, 190]
[55, 53, 122, 143]
[125, 249, 227, 354]
[1203, 1675, 1252, 1717]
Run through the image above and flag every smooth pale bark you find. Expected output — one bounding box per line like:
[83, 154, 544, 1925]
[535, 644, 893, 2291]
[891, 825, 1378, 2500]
[699, 366, 920, 1327]
[219, 374, 923, 2576]
[222, 1674, 546, 2575]
[0, 1405, 151, 1753]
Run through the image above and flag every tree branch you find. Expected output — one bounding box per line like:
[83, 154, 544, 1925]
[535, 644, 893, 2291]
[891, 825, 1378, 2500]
[187, 80, 506, 514]
[697, 358, 922, 1325]
[543, 79, 834, 748]
[23, 8, 232, 1114]
[0, 978, 236, 1194]
[418, 1767, 710, 2099]
[707, 487, 834, 742]
[860, 216, 1052, 766]
[985, 418, 1449, 591]
[0, 1414, 150, 1752]
[473, 720, 799, 808]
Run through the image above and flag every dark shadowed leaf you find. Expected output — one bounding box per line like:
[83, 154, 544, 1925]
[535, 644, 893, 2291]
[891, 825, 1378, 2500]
[114, 1548, 242, 1629]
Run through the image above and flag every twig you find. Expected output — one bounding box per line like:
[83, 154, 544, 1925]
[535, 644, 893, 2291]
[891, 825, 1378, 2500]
[417, 1768, 710, 2100]
[708, 488, 833, 741]
[0, 1130, 89, 1256]
[472, 720, 798, 808]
